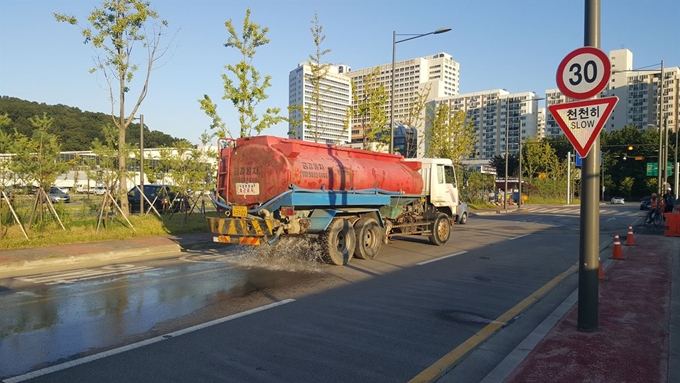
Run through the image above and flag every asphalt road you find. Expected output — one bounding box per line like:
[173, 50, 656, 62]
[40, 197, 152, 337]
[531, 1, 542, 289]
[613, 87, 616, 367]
[0, 204, 640, 382]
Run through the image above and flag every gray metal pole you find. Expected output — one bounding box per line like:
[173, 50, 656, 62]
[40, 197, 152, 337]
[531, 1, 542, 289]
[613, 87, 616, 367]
[657, 61, 664, 195]
[389, 31, 396, 154]
[577, 0, 600, 332]
[664, 118, 669, 191]
[675, 123, 679, 200]
[518, 128, 522, 210]
[140, 114, 145, 214]
[504, 98, 509, 210]
[567, 152, 571, 204]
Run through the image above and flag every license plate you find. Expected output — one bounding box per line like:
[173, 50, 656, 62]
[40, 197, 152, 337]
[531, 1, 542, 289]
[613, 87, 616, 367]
[232, 205, 248, 217]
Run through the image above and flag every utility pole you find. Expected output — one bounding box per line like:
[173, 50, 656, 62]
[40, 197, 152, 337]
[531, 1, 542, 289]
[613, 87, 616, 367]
[567, 152, 571, 204]
[657, 61, 664, 195]
[578, 0, 600, 332]
[140, 114, 145, 214]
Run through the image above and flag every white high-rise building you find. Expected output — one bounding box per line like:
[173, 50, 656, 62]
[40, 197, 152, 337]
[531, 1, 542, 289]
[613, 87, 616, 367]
[546, 49, 680, 137]
[288, 63, 353, 144]
[346, 52, 460, 156]
[427, 90, 542, 160]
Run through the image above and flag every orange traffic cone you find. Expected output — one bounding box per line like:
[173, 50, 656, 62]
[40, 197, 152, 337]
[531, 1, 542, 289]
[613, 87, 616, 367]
[625, 225, 636, 246]
[599, 257, 607, 280]
[610, 233, 625, 260]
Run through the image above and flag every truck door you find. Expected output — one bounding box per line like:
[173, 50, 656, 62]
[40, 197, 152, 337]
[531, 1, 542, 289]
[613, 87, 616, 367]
[430, 164, 459, 209]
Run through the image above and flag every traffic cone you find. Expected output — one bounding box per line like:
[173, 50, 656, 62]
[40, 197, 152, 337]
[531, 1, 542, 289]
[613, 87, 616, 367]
[625, 225, 636, 246]
[599, 257, 607, 280]
[610, 233, 625, 260]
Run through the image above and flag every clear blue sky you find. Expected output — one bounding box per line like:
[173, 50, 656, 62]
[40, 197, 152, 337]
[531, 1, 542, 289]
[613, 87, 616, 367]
[1, 0, 678, 146]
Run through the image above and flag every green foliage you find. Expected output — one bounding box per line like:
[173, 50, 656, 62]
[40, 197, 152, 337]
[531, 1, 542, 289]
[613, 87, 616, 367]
[489, 154, 519, 178]
[201, 8, 283, 138]
[9, 113, 69, 189]
[460, 168, 495, 205]
[55, 0, 172, 216]
[0, 97, 183, 150]
[425, 104, 476, 162]
[351, 68, 389, 150]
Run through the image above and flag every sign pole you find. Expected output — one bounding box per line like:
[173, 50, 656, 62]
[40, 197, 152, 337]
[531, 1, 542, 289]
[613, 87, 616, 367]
[578, 0, 600, 332]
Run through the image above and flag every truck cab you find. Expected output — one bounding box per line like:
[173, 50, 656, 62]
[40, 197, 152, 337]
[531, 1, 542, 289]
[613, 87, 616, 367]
[405, 158, 468, 224]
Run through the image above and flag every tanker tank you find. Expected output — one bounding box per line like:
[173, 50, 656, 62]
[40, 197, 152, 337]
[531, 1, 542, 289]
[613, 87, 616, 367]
[218, 136, 424, 206]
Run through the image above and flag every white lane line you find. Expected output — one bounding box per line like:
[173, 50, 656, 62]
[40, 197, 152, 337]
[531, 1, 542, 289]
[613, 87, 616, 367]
[3, 299, 296, 383]
[509, 234, 530, 241]
[417, 251, 468, 265]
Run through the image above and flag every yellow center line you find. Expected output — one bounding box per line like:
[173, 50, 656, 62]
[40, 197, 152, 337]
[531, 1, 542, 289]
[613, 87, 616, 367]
[408, 263, 579, 383]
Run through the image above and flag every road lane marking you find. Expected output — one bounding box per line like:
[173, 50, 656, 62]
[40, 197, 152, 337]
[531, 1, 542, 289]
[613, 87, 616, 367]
[417, 251, 468, 265]
[509, 234, 530, 240]
[3, 299, 296, 383]
[15, 264, 157, 285]
[407, 264, 579, 383]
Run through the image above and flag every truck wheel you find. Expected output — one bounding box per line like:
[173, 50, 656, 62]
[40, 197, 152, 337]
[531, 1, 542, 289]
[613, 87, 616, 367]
[320, 219, 356, 265]
[429, 213, 451, 246]
[458, 212, 468, 225]
[353, 218, 383, 260]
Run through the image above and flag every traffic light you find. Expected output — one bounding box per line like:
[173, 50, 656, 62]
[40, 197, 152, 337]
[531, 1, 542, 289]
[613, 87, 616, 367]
[627, 145, 634, 151]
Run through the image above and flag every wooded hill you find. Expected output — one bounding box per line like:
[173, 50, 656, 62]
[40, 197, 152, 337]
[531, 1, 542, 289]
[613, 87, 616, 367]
[0, 96, 188, 151]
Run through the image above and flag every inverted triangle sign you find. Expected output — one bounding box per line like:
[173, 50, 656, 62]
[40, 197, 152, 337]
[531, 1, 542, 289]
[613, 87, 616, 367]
[548, 96, 618, 158]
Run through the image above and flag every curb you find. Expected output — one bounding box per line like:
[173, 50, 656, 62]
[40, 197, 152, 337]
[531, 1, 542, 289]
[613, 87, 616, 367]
[0, 244, 184, 273]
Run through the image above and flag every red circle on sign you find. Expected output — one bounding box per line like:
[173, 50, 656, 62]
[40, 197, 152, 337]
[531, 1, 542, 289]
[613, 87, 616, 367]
[556, 47, 611, 100]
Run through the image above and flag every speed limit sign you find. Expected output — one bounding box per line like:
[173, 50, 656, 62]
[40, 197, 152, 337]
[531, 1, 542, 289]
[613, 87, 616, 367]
[556, 47, 611, 100]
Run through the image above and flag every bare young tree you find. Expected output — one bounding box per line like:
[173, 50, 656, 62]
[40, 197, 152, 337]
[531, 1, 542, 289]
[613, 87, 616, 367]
[55, 0, 175, 217]
[288, 11, 332, 142]
[351, 69, 389, 151]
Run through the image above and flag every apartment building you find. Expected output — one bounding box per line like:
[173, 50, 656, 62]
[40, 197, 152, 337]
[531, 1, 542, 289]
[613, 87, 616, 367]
[427, 90, 542, 160]
[545, 49, 680, 138]
[345, 52, 460, 156]
[288, 63, 353, 144]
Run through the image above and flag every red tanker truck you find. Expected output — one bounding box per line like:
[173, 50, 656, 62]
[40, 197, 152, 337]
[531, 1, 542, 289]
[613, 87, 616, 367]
[206, 136, 468, 265]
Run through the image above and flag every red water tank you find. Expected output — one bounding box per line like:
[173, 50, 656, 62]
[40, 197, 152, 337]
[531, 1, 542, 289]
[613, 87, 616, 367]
[217, 136, 424, 206]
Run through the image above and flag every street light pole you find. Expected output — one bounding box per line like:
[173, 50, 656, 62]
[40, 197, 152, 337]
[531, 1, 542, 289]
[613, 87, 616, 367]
[504, 97, 509, 210]
[389, 27, 451, 154]
[139, 114, 145, 214]
[518, 96, 545, 210]
[657, 60, 664, 195]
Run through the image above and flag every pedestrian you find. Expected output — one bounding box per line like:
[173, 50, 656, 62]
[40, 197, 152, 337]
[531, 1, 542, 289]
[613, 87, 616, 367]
[664, 190, 675, 213]
[646, 193, 660, 223]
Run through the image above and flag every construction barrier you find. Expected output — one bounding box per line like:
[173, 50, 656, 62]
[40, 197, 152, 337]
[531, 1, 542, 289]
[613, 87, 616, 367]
[610, 233, 624, 260]
[664, 213, 680, 237]
[625, 225, 636, 246]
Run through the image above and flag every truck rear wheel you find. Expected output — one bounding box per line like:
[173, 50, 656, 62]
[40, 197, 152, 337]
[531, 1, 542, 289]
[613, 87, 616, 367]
[320, 218, 356, 265]
[353, 217, 383, 260]
[429, 213, 451, 246]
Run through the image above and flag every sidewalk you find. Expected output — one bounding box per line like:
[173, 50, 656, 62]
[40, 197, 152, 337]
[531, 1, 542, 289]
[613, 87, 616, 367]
[476, 233, 679, 383]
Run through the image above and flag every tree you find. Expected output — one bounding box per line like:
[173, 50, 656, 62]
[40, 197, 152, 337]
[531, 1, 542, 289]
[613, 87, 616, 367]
[288, 11, 332, 143]
[199, 8, 283, 139]
[351, 68, 389, 151]
[620, 176, 635, 198]
[522, 137, 560, 181]
[55, 0, 173, 216]
[400, 86, 431, 157]
[489, 154, 519, 179]
[425, 103, 476, 163]
[9, 114, 70, 227]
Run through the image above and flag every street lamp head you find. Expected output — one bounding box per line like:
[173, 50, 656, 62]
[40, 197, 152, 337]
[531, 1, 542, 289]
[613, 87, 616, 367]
[433, 27, 452, 34]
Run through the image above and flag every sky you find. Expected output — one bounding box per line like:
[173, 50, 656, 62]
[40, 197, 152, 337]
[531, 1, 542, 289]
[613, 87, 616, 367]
[1, 0, 679, 146]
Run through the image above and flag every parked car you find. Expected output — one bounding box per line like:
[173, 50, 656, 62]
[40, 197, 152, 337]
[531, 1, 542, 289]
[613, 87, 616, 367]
[127, 185, 186, 214]
[610, 196, 625, 205]
[640, 196, 652, 210]
[49, 187, 71, 203]
[455, 202, 469, 224]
